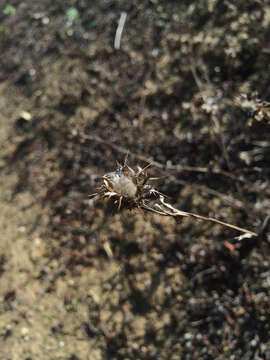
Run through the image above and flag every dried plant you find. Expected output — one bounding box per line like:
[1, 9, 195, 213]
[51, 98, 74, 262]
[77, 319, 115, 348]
[91, 161, 258, 237]
[235, 93, 270, 127]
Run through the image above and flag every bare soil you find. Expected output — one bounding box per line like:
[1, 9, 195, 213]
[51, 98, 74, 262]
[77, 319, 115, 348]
[0, 1, 270, 359]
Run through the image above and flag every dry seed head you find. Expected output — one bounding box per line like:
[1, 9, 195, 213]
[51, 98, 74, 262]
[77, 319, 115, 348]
[104, 170, 137, 198]
[94, 162, 154, 210]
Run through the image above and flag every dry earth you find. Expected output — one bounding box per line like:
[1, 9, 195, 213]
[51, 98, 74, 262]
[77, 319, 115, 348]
[0, 1, 270, 360]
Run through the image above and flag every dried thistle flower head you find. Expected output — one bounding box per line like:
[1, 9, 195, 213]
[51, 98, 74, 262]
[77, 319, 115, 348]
[90, 160, 257, 237]
[104, 168, 138, 198]
[92, 161, 155, 210]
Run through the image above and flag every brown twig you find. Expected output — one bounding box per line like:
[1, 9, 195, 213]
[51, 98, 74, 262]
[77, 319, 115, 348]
[82, 133, 245, 181]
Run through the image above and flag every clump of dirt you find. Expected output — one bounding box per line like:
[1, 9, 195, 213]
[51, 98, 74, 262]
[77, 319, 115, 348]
[0, 1, 270, 359]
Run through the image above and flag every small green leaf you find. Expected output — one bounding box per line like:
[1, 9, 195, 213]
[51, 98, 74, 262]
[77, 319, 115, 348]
[88, 21, 96, 29]
[160, 12, 169, 20]
[42, 313, 53, 321]
[66, 297, 78, 312]
[3, 5, 16, 16]
[66, 8, 79, 22]
[227, 207, 234, 223]
[179, 290, 191, 297]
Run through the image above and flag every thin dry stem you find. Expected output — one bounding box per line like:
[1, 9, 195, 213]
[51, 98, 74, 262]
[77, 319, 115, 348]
[145, 196, 258, 237]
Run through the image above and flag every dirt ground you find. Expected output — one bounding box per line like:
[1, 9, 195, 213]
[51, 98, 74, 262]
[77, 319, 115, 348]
[0, 1, 270, 359]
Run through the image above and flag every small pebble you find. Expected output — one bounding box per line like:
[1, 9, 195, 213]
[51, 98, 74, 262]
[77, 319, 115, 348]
[152, 48, 159, 57]
[29, 68, 36, 77]
[34, 238, 41, 247]
[184, 332, 193, 340]
[250, 338, 258, 347]
[20, 111, 32, 121]
[21, 327, 29, 337]
[18, 226, 25, 233]
[42, 16, 50, 25]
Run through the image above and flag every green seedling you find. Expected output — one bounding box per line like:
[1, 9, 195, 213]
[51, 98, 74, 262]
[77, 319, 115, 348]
[3, 5, 16, 16]
[66, 8, 79, 22]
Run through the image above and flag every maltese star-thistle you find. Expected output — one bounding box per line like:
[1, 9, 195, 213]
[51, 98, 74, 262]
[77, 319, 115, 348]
[90, 160, 257, 237]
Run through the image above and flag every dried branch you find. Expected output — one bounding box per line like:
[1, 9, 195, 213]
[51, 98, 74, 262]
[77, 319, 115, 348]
[91, 161, 258, 237]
